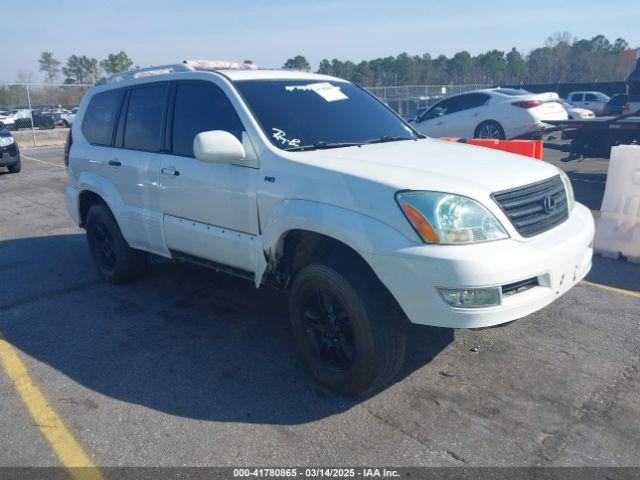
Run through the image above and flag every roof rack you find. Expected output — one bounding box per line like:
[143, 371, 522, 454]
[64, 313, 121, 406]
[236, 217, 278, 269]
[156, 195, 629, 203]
[101, 63, 193, 84]
[100, 59, 257, 84]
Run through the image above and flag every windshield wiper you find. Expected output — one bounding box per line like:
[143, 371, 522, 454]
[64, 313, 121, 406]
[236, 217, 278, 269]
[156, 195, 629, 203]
[284, 135, 419, 152]
[361, 135, 416, 145]
[284, 141, 365, 152]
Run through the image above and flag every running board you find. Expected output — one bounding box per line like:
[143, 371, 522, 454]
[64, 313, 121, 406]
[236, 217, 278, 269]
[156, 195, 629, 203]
[170, 250, 255, 282]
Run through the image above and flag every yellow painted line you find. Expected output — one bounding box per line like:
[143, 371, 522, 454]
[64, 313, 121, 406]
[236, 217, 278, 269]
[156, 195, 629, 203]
[21, 154, 65, 169]
[580, 280, 640, 299]
[0, 333, 102, 480]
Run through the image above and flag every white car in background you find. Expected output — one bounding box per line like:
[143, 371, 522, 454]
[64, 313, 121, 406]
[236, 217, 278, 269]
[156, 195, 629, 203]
[0, 110, 16, 129]
[559, 99, 595, 119]
[412, 88, 568, 139]
[61, 107, 78, 127]
[566, 91, 610, 116]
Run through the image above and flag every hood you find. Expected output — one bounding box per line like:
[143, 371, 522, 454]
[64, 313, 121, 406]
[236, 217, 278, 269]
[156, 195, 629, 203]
[283, 138, 559, 196]
[267, 138, 561, 243]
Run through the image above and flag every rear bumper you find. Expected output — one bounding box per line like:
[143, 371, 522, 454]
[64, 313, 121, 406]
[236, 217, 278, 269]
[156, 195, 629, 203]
[364, 203, 594, 329]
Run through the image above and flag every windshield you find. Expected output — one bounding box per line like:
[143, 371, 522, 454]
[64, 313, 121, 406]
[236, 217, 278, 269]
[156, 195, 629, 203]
[235, 79, 419, 151]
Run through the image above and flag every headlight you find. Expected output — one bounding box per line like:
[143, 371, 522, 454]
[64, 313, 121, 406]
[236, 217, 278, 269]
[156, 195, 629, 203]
[0, 136, 14, 148]
[396, 191, 509, 244]
[558, 170, 575, 211]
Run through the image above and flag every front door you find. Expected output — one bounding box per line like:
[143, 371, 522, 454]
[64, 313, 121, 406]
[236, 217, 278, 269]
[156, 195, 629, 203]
[157, 80, 260, 274]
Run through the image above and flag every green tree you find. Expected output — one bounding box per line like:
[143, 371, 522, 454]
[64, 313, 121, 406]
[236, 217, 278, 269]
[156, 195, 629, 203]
[283, 55, 311, 71]
[99, 51, 133, 74]
[447, 51, 473, 83]
[38, 52, 61, 83]
[478, 49, 506, 84]
[352, 61, 374, 85]
[505, 48, 527, 83]
[63, 55, 101, 84]
[317, 59, 332, 75]
[611, 38, 629, 54]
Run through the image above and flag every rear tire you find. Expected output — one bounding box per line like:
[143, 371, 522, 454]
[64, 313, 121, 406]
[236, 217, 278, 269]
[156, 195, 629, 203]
[474, 120, 506, 139]
[85, 203, 147, 284]
[289, 254, 407, 396]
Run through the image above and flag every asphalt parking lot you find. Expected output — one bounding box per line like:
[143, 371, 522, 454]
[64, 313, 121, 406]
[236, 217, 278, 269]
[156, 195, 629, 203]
[0, 143, 639, 469]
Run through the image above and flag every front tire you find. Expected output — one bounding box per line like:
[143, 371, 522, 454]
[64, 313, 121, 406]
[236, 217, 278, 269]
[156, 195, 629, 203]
[474, 120, 506, 139]
[86, 203, 147, 284]
[7, 160, 21, 173]
[289, 255, 406, 396]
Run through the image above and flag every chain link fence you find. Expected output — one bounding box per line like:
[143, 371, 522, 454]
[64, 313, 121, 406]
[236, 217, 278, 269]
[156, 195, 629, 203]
[366, 84, 492, 118]
[0, 83, 92, 147]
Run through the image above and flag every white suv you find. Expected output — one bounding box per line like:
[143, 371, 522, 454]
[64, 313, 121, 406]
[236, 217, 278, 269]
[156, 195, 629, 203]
[66, 61, 594, 395]
[566, 91, 611, 116]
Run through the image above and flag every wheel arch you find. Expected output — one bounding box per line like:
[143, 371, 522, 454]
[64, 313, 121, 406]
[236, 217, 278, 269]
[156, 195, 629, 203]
[258, 199, 414, 289]
[76, 172, 128, 231]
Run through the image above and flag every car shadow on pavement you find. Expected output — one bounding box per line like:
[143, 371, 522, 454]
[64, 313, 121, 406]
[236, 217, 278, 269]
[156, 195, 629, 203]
[0, 234, 453, 425]
[566, 172, 606, 211]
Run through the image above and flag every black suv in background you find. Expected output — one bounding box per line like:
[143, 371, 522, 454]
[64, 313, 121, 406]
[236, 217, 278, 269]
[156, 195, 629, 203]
[13, 110, 57, 130]
[0, 128, 20, 173]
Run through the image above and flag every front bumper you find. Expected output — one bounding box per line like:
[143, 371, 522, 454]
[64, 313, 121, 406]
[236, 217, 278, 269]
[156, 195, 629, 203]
[0, 142, 20, 167]
[364, 203, 595, 329]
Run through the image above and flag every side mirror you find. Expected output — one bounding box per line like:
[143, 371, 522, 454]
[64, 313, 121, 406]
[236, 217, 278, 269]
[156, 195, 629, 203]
[193, 130, 245, 164]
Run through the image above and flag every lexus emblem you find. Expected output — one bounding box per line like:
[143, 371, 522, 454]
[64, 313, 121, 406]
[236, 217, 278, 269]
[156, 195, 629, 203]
[543, 196, 556, 214]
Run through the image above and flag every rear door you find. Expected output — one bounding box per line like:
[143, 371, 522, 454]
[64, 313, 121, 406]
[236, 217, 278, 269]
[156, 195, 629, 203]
[583, 93, 603, 114]
[447, 93, 491, 137]
[114, 82, 170, 255]
[157, 79, 260, 274]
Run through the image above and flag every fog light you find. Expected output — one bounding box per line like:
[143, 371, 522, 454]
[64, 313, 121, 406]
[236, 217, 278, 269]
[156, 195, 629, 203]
[438, 287, 501, 308]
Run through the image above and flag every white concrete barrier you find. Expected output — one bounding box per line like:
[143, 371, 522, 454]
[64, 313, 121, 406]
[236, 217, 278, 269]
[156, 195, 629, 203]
[594, 144, 640, 263]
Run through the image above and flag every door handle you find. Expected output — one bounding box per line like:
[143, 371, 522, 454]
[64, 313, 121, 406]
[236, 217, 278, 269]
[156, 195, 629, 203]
[108, 159, 121, 167]
[161, 166, 180, 176]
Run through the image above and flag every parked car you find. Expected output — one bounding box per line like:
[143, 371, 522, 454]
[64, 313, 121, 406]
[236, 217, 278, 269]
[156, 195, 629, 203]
[0, 110, 16, 129]
[13, 109, 57, 130]
[559, 99, 595, 119]
[412, 88, 568, 139]
[601, 94, 628, 117]
[566, 91, 611, 116]
[0, 127, 20, 173]
[61, 107, 78, 127]
[66, 62, 594, 395]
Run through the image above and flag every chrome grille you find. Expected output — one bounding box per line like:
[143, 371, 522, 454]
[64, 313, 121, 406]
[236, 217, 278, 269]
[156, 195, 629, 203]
[492, 175, 568, 238]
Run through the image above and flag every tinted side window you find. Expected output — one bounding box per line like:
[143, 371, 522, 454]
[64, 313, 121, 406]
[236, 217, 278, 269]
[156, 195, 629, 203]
[82, 89, 123, 145]
[571, 94, 583, 102]
[423, 97, 454, 120]
[443, 95, 469, 115]
[585, 93, 598, 101]
[124, 84, 169, 152]
[172, 81, 244, 157]
[458, 93, 490, 110]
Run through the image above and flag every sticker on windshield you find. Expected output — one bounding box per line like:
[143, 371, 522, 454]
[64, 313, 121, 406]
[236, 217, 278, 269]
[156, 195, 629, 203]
[272, 128, 301, 148]
[285, 82, 348, 102]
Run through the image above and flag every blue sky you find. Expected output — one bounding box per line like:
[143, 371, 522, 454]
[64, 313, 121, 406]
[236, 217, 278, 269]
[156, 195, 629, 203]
[2, 0, 639, 82]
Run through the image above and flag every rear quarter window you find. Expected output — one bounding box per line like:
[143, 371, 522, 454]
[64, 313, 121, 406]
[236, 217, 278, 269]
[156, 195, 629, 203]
[82, 89, 123, 145]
